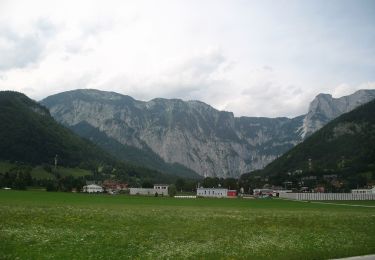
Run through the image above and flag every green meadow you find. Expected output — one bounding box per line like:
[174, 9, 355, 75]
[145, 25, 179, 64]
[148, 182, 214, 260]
[0, 191, 374, 259]
[0, 160, 92, 180]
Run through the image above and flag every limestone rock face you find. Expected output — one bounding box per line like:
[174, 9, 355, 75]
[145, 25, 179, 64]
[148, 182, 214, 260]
[301, 90, 375, 138]
[41, 88, 375, 177]
[42, 89, 303, 177]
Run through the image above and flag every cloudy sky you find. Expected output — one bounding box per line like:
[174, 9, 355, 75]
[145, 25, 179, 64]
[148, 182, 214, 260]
[0, 0, 374, 117]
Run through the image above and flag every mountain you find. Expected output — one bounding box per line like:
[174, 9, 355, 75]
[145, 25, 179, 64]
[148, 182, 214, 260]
[300, 89, 375, 137]
[70, 121, 201, 179]
[257, 99, 375, 187]
[41, 89, 375, 178]
[0, 91, 114, 167]
[0, 91, 188, 185]
[42, 89, 304, 177]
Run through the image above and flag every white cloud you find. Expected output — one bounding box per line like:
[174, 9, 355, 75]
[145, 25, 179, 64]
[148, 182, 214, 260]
[331, 82, 375, 98]
[0, 0, 374, 118]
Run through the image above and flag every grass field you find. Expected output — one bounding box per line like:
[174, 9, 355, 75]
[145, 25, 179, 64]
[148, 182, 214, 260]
[1, 191, 374, 259]
[0, 161, 92, 180]
[30, 166, 55, 180]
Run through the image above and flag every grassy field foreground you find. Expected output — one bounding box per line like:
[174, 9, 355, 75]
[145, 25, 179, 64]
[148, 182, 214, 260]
[0, 191, 374, 259]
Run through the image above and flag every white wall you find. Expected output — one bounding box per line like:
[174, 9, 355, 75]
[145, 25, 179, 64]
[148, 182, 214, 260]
[197, 188, 228, 198]
[153, 185, 169, 196]
[129, 188, 168, 196]
[83, 185, 103, 193]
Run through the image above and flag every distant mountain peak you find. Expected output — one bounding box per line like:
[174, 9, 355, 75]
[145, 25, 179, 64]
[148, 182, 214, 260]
[301, 89, 375, 138]
[41, 88, 375, 177]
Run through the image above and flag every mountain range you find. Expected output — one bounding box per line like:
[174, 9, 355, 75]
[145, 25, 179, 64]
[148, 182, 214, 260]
[255, 98, 375, 189]
[0, 91, 186, 185]
[41, 89, 375, 178]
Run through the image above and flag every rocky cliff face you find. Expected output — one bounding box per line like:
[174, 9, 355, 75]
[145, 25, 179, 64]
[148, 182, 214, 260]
[41, 89, 375, 178]
[41, 89, 303, 177]
[300, 89, 375, 137]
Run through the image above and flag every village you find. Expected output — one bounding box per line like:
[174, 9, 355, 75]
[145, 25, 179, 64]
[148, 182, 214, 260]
[82, 181, 375, 201]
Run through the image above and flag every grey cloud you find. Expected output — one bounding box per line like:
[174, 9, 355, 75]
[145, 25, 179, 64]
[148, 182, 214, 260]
[35, 18, 58, 37]
[64, 18, 115, 55]
[235, 80, 308, 118]
[179, 50, 226, 80]
[0, 18, 57, 71]
[102, 49, 229, 102]
[263, 65, 273, 71]
[0, 31, 44, 70]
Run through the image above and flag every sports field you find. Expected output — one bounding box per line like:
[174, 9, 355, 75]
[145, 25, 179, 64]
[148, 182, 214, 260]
[1, 191, 374, 259]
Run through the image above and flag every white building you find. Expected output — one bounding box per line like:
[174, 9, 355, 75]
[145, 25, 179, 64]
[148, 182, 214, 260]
[153, 184, 169, 196]
[197, 188, 228, 198]
[351, 187, 375, 194]
[130, 184, 169, 196]
[83, 184, 103, 193]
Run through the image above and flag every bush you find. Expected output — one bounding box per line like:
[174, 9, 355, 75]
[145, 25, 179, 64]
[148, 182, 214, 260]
[168, 184, 176, 197]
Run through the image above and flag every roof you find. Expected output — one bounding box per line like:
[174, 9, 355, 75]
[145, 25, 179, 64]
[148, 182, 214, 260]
[197, 188, 228, 191]
[84, 184, 102, 188]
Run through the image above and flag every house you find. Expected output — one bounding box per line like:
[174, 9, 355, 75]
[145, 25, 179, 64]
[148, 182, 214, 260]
[129, 184, 169, 196]
[351, 187, 375, 194]
[83, 184, 103, 193]
[197, 188, 228, 198]
[102, 180, 128, 194]
[153, 184, 169, 196]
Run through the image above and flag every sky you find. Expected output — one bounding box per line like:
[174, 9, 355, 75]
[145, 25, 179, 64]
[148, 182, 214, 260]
[0, 0, 374, 117]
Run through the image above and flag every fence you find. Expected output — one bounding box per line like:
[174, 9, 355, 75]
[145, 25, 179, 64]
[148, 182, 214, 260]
[174, 196, 196, 199]
[279, 192, 375, 200]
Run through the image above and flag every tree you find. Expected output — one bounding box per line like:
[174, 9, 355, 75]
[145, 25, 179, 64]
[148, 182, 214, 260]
[223, 178, 238, 190]
[142, 180, 153, 188]
[168, 184, 177, 197]
[175, 178, 185, 192]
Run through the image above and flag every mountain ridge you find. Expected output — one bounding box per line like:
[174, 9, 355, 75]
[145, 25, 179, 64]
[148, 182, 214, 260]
[301, 89, 375, 137]
[41, 88, 375, 177]
[253, 98, 375, 190]
[0, 90, 196, 185]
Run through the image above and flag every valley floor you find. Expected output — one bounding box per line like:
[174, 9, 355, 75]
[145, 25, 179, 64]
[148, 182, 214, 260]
[1, 191, 374, 259]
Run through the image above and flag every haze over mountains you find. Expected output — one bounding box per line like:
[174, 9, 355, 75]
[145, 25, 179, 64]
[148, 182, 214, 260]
[41, 89, 375, 178]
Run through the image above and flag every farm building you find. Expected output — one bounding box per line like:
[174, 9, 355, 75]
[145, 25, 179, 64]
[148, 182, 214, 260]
[129, 184, 169, 196]
[83, 184, 103, 193]
[102, 180, 128, 194]
[196, 188, 228, 198]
